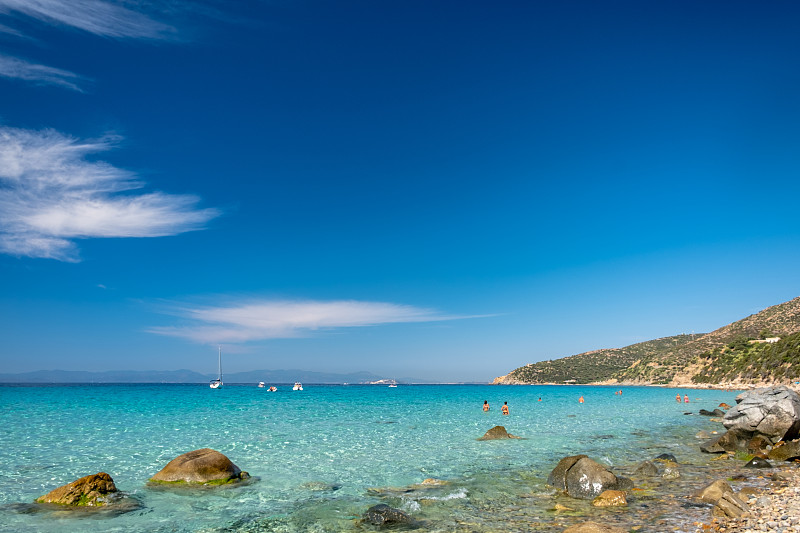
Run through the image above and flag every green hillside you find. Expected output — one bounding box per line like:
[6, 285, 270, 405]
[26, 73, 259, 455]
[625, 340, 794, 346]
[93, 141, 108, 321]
[505, 334, 697, 384]
[690, 331, 800, 384]
[497, 296, 800, 386]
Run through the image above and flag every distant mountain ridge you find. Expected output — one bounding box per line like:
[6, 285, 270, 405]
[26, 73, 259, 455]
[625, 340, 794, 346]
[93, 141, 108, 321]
[0, 369, 436, 384]
[495, 295, 800, 386]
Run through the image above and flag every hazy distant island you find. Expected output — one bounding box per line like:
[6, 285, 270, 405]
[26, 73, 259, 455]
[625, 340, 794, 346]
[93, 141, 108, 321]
[495, 295, 800, 388]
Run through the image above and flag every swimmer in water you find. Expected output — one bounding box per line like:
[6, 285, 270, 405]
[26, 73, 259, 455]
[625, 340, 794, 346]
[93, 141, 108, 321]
[483, 400, 490, 412]
[676, 394, 681, 403]
[579, 396, 584, 404]
[684, 394, 689, 403]
[501, 402, 509, 415]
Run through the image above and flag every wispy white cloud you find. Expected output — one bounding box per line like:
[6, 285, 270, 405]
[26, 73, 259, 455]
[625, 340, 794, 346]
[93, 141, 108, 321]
[149, 299, 479, 343]
[0, 0, 178, 91]
[0, 0, 175, 39]
[0, 54, 85, 91]
[0, 126, 220, 261]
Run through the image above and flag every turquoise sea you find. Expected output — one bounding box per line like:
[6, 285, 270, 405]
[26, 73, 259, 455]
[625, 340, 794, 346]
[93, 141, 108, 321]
[0, 384, 746, 532]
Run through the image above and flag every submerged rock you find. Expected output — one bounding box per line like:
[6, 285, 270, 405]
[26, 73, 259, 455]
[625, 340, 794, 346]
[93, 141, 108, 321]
[591, 490, 627, 507]
[660, 462, 681, 480]
[150, 448, 249, 485]
[35, 472, 118, 507]
[362, 504, 416, 527]
[633, 460, 658, 476]
[654, 453, 677, 463]
[477, 425, 521, 440]
[562, 521, 628, 533]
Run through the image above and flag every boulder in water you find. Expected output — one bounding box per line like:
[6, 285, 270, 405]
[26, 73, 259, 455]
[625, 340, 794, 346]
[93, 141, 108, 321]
[35, 472, 118, 507]
[478, 425, 521, 440]
[150, 448, 249, 485]
[547, 455, 629, 499]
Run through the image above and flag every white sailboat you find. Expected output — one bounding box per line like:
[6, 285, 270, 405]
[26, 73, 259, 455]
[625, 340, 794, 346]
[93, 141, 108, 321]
[209, 346, 223, 389]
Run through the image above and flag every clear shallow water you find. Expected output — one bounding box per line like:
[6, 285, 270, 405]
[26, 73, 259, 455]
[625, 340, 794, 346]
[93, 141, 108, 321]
[0, 384, 742, 532]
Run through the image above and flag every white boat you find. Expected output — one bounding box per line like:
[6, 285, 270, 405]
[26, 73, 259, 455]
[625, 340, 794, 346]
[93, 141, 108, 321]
[388, 383, 397, 388]
[209, 346, 223, 389]
[293, 382, 303, 391]
[258, 382, 265, 388]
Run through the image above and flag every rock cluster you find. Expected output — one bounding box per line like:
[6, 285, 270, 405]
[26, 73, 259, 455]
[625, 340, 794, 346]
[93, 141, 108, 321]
[700, 468, 800, 533]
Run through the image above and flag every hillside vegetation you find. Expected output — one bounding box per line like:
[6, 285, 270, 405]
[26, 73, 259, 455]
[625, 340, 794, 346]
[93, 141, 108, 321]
[496, 296, 800, 386]
[502, 334, 697, 385]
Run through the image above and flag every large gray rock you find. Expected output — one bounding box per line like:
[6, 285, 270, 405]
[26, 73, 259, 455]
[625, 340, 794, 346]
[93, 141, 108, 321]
[150, 448, 249, 485]
[548, 455, 629, 499]
[724, 386, 800, 444]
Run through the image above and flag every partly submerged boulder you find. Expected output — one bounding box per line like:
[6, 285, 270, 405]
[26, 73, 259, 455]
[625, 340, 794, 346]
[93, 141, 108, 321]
[477, 425, 521, 440]
[35, 472, 118, 507]
[700, 428, 750, 453]
[723, 386, 800, 444]
[547, 455, 630, 499]
[150, 448, 249, 485]
[744, 457, 772, 469]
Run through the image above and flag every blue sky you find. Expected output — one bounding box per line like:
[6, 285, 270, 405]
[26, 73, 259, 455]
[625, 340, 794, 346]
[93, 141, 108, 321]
[1, 1, 799, 382]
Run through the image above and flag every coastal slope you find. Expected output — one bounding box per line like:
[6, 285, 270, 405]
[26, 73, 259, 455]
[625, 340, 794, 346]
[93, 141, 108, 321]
[495, 295, 800, 386]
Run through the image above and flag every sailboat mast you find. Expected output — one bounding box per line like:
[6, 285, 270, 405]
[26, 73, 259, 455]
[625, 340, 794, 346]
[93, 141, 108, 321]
[218, 345, 222, 380]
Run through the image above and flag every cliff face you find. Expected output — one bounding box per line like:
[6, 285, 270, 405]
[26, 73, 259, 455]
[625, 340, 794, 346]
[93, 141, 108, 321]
[495, 296, 800, 386]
